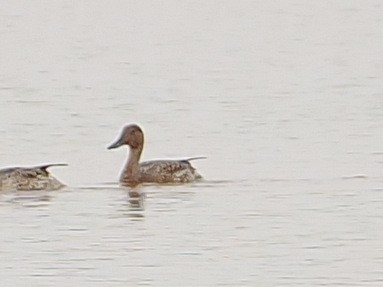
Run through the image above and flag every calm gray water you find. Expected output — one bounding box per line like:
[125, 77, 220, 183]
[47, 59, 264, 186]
[1, 1, 383, 286]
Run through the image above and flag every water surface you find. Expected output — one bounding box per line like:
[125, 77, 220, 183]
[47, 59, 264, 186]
[1, 1, 383, 286]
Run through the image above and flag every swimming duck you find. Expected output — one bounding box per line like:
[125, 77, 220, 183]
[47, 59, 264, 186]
[0, 163, 67, 191]
[107, 124, 204, 186]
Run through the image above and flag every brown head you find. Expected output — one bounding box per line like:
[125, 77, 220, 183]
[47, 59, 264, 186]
[107, 124, 144, 150]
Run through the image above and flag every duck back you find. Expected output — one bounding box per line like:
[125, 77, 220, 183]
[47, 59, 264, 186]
[139, 159, 202, 184]
[0, 164, 67, 191]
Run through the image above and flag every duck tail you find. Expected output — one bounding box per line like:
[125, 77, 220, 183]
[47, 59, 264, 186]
[37, 163, 68, 172]
[182, 156, 207, 162]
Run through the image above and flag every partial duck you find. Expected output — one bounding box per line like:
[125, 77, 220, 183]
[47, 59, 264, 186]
[0, 163, 67, 191]
[108, 124, 204, 186]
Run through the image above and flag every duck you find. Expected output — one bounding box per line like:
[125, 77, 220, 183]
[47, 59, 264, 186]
[107, 124, 204, 186]
[0, 163, 67, 191]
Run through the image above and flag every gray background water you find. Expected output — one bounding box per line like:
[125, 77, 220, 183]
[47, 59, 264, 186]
[1, 1, 383, 286]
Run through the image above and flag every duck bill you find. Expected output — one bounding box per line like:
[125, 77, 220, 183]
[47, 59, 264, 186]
[107, 138, 124, 149]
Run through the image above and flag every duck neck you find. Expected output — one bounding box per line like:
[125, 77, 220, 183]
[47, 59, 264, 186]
[120, 146, 143, 186]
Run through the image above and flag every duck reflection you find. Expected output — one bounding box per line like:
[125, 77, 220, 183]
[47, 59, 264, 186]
[0, 190, 55, 208]
[126, 186, 145, 215]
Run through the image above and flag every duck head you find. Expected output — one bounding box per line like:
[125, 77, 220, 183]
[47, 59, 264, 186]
[107, 124, 144, 150]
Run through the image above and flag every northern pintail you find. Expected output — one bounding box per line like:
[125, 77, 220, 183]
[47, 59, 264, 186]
[108, 124, 204, 186]
[0, 163, 67, 191]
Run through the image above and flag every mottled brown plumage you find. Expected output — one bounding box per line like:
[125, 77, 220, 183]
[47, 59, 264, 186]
[108, 124, 204, 187]
[0, 164, 67, 191]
